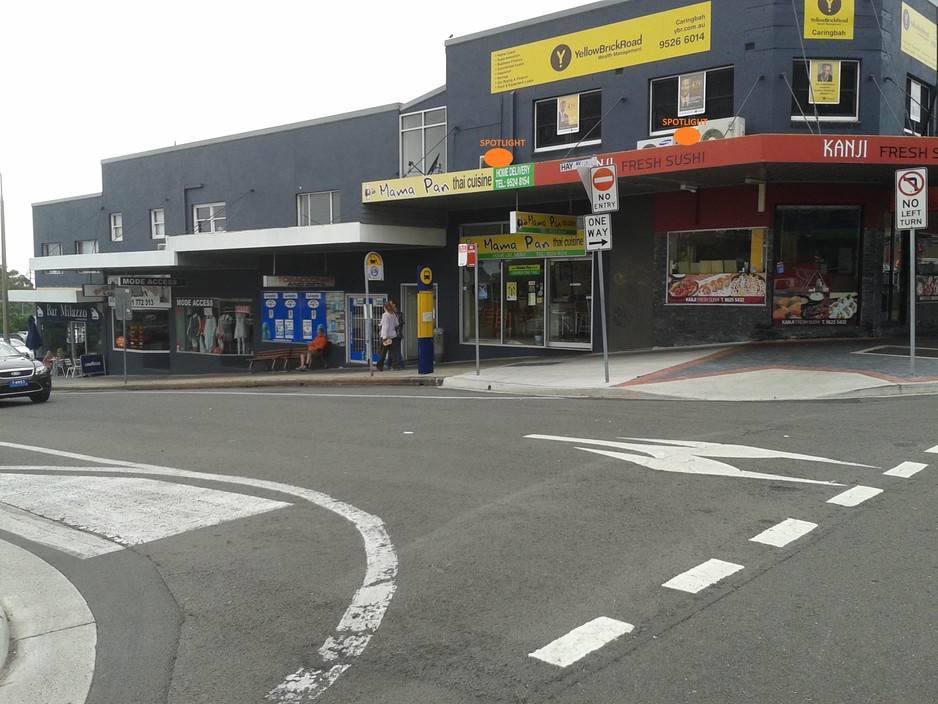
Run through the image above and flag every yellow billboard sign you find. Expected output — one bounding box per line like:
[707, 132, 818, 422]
[803, 0, 854, 40]
[460, 232, 585, 259]
[362, 169, 494, 203]
[901, 2, 938, 70]
[491, 2, 711, 93]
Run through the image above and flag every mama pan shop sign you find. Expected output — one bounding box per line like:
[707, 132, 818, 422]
[461, 232, 585, 259]
[362, 169, 494, 203]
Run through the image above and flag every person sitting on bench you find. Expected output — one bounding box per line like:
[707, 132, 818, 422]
[298, 325, 328, 369]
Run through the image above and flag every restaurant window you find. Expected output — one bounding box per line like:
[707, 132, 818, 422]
[193, 203, 226, 233]
[297, 191, 340, 226]
[666, 228, 767, 304]
[773, 206, 860, 326]
[907, 76, 934, 136]
[113, 310, 170, 351]
[790, 59, 859, 121]
[110, 213, 123, 241]
[401, 107, 447, 176]
[151, 208, 165, 239]
[534, 90, 602, 152]
[175, 298, 254, 355]
[650, 66, 734, 135]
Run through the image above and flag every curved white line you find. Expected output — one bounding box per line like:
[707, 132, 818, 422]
[0, 442, 397, 702]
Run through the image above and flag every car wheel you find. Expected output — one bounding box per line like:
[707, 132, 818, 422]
[30, 389, 51, 403]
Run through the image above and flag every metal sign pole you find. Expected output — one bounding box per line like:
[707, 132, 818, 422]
[474, 250, 480, 376]
[597, 250, 609, 383]
[365, 277, 373, 377]
[909, 228, 916, 375]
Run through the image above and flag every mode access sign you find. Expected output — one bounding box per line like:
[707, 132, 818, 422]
[896, 167, 928, 230]
[590, 164, 619, 213]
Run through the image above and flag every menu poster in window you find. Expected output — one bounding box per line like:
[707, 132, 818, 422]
[325, 291, 347, 345]
[666, 272, 767, 304]
[808, 60, 840, 104]
[772, 265, 858, 325]
[677, 72, 706, 116]
[557, 94, 580, 135]
[262, 291, 326, 343]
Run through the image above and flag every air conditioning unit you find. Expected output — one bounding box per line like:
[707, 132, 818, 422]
[696, 116, 745, 141]
[636, 136, 676, 149]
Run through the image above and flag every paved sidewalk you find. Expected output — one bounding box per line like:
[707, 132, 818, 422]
[47, 336, 938, 401]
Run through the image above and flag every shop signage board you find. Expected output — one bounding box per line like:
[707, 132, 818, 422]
[896, 167, 928, 229]
[585, 214, 612, 251]
[458, 243, 477, 268]
[590, 165, 619, 213]
[510, 211, 578, 235]
[493, 163, 534, 190]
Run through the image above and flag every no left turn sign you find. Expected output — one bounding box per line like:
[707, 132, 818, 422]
[896, 167, 928, 230]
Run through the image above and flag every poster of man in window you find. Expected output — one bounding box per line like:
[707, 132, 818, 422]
[809, 60, 841, 103]
[677, 72, 706, 116]
[556, 94, 580, 135]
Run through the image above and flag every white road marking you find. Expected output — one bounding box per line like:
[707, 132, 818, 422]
[827, 485, 883, 507]
[663, 559, 744, 593]
[0, 503, 122, 559]
[925, 444, 938, 454]
[529, 617, 633, 667]
[749, 518, 817, 548]
[0, 474, 290, 555]
[527, 435, 866, 485]
[0, 442, 398, 704]
[0, 540, 96, 704]
[883, 462, 927, 478]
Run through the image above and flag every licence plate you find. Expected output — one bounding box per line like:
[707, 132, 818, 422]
[7, 379, 28, 388]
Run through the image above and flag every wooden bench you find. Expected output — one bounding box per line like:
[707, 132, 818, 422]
[247, 347, 307, 371]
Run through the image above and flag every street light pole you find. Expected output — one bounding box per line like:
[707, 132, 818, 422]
[0, 171, 9, 343]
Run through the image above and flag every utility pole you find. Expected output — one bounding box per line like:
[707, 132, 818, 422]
[0, 171, 9, 343]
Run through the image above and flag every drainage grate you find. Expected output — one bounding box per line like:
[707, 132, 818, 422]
[857, 345, 938, 359]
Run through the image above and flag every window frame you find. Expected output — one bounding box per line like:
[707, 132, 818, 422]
[534, 89, 602, 153]
[649, 66, 735, 136]
[193, 202, 226, 233]
[150, 208, 165, 239]
[400, 107, 447, 177]
[790, 59, 860, 122]
[906, 76, 934, 136]
[41, 242, 63, 257]
[297, 191, 341, 226]
[75, 239, 98, 255]
[110, 212, 123, 242]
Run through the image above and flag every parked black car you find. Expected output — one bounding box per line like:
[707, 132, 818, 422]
[0, 339, 51, 403]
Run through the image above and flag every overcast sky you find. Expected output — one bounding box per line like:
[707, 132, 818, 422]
[0, 0, 586, 275]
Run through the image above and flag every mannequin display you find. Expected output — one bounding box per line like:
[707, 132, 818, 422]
[235, 312, 249, 354]
[187, 313, 202, 352]
[202, 313, 218, 353]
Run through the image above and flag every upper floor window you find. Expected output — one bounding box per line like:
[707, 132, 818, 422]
[535, 90, 602, 152]
[790, 59, 859, 122]
[297, 191, 340, 226]
[150, 208, 165, 239]
[400, 107, 447, 176]
[75, 240, 98, 254]
[649, 67, 734, 135]
[193, 203, 226, 233]
[110, 213, 123, 241]
[907, 76, 934, 136]
[41, 242, 62, 257]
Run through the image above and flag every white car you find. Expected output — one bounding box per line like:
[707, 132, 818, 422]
[9, 338, 35, 360]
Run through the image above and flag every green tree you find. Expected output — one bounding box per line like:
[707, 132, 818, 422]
[2, 265, 34, 334]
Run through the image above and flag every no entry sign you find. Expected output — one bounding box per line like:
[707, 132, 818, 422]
[589, 164, 619, 213]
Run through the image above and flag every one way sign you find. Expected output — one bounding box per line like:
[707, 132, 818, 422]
[585, 214, 612, 251]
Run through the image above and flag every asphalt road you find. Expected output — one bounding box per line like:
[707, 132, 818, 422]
[1, 387, 936, 703]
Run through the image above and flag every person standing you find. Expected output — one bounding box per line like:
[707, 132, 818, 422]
[375, 301, 399, 371]
[390, 299, 405, 370]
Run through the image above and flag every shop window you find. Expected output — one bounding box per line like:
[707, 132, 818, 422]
[650, 67, 734, 135]
[773, 206, 861, 326]
[666, 229, 767, 304]
[907, 76, 934, 136]
[297, 191, 340, 226]
[110, 213, 123, 241]
[113, 310, 170, 351]
[193, 203, 226, 233]
[151, 208, 165, 239]
[175, 298, 254, 355]
[400, 107, 447, 176]
[790, 59, 859, 121]
[534, 90, 602, 152]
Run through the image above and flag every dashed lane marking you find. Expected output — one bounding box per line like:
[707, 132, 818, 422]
[883, 462, 928, 478]
[827, 485, 883, 507]
[749, 518, 817, 548]
[529, 617, 634, 667]
[662, 558, 744, 594]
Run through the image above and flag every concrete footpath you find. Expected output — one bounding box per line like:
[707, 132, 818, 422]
[46, 336, 938, 401]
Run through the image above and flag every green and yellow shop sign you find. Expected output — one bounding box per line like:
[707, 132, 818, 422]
[362, 169, 495, 203]
[491, 1, 711, 93]
[461, 232, 585, 259]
